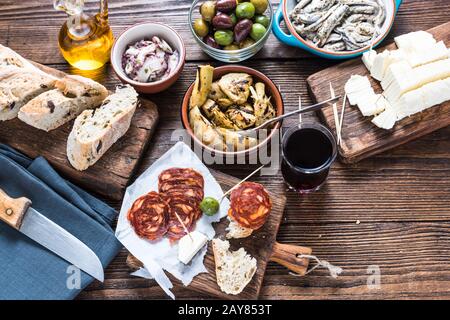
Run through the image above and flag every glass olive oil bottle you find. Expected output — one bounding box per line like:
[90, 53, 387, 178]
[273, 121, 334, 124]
[54, 0, 114, 70]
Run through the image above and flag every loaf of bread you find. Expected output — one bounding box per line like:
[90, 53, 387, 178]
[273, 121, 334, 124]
[67, 84, 139, 171]
[212, 238, 257, 295]
[18, 75, 108, 131]
[0, 67, 56, 121]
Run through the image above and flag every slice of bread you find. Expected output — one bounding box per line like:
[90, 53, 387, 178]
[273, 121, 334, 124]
[18, 75, 108, 131]
[212, 238, 257, 295]
[67, 84, 139, 171]
[0, 67, 56, 121]
[226, 217, 253, 239]
[0, 44, 37, 70]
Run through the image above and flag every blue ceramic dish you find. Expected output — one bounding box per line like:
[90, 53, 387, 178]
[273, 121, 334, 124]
[273, 0, 403, 59]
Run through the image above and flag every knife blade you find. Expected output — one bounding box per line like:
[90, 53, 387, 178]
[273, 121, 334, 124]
[0, 188, 104, 282]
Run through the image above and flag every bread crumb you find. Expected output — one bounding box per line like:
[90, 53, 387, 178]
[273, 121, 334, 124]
[356, 220, 361, 225]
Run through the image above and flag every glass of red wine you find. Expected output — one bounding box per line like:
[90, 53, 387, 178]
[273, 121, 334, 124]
[281, 122, 337, 194]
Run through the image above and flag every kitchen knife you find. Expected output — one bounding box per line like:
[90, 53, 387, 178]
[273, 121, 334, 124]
[0, 188, 104, 282]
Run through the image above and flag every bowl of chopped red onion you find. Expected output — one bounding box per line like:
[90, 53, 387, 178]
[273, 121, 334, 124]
[111, 22, 186, 94]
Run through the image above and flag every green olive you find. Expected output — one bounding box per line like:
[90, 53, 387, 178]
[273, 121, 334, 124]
[193, 18, 209, 37]
[250, 0, 268, 14]
[239, 37, 256, 48]
[254, 15, 270, 28]
[230, 13, 238, 26]
[250, 23, 266, 41]
[200, 0, 216, 22]
[200, 197, 220, 216]
[236, 2, 256, 19]
[214, 30, 234, 46]
[224, 44, 240, 50]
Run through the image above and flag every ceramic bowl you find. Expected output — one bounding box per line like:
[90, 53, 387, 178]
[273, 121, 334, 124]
[273, 0, 403, 59]
[111, 22, 186, 94]
[181, 65, 284, 157]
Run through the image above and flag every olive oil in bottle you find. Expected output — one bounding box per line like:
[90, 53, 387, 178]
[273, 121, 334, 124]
[54, 0, 114, 70]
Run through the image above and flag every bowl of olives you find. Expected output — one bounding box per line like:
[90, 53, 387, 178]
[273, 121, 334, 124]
[189, 0, 273, 62]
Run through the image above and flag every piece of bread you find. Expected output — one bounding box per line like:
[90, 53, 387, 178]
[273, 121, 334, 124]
[0, 67, 56, 121]
[67, 84, 139, 171]
[225, 217, 253, 239]
[212, 238, 257, 295]
[0, 44, 38, 70]
[18, 75, 108, 131]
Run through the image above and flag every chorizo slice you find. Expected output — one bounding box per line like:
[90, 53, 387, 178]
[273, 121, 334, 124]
[229, 182, 272, 230]
[127, 191, 169, 241]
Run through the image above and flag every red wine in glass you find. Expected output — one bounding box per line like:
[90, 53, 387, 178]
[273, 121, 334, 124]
[281, 123, 337, 193]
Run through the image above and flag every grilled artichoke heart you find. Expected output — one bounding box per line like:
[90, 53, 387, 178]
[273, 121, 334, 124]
[250, 82, 276, 126]
[218, 73, 253, 105]
[226, 104, 257, 129]
[201, 99, 236, 129]
[208, 81, 234, 108]
[189, 105, 225, 151]
[190, 65, 214, 109]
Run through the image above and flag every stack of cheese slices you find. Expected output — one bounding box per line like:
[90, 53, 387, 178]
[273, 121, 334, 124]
[0, 44, 139, 171]
[345, 31, 450, 130]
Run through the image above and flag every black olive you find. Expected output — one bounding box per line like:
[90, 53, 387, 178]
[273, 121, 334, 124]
[96, 140, 103, 153]
[47, 101, 55, 113]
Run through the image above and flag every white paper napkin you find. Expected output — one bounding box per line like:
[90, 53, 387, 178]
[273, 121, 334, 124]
[115, 142, 229, 299]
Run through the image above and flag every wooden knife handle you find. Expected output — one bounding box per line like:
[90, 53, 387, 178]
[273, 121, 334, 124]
[269, 242, 312, 276]
[0, 188, 31, 230]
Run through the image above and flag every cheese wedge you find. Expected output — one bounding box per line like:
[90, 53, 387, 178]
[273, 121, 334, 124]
[370, 50, 390, 81]
[384, 58, 450, 104]
[344, 75, 375, 105]
[394, 31, 436, 50]
[372, 105, 397, 130]
[178, 231, 208, 265]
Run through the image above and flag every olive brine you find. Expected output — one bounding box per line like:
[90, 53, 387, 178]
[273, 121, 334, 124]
[193, 0, 270, 50]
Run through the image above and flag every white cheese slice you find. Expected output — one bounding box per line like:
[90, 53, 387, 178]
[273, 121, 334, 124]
[381, 60, 412, 90]
[384, 58, 450, 104]
[407, 41, 449, 67]
[394, 77, 450, 121]
[178, 231, 208, 265]
[372, 105, 397, 130]
[362, 50, 378, 71]
[344, 75, 375, 105]
[370, 50, 391, 81]
[394, 31, 436, 50]
[357, 94, 388, 117]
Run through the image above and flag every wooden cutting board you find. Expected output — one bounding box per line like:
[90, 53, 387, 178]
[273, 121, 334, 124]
[0, 62, 159, 200]
[126, 169, 312, 300]
[307, 22, 450, 164]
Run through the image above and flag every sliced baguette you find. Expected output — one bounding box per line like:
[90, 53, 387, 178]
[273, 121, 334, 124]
[0, 44, 38, 70]
[225, 217, 253, 239]
[67, 84, 139, 171]
[0, 67, 56, 121]
[212, 238, 257, 295]
[18, 75, 108, 131]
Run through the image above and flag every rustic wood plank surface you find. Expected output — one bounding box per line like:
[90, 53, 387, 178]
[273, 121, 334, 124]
[0, 0, 449, 300]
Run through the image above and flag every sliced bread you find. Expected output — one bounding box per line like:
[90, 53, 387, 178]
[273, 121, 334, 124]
[0, 44, 37, 70]
[0, 67, 56, 121]
[225, 217, 253, 239]
[18, 75, 108, 131]
[212, 238, 257, 295]
[67, 84, 139, 171]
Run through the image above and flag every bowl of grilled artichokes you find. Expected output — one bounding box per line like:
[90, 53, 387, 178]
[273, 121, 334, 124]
[182, 65, 283, 156]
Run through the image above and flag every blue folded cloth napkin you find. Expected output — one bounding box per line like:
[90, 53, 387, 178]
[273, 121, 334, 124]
[0, 144, 122, 300]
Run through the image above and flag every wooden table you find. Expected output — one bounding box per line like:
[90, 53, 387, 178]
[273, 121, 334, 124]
[1, 0, 449, 300]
